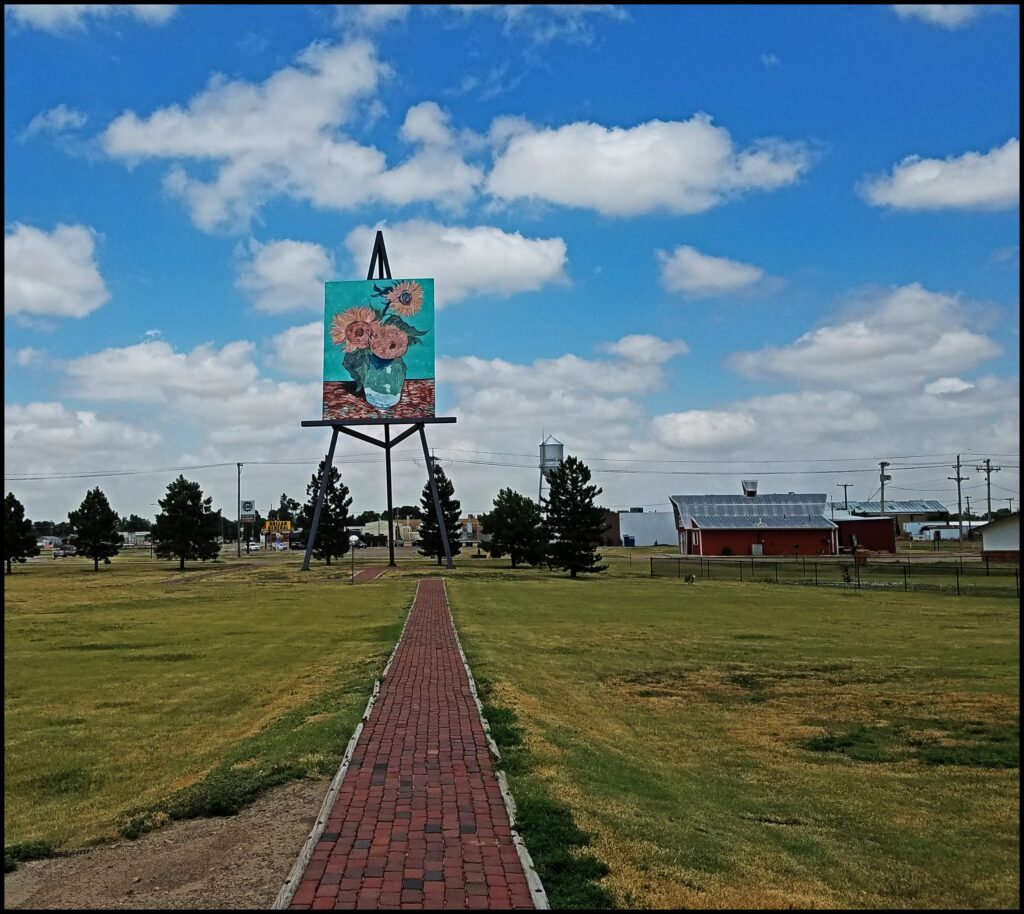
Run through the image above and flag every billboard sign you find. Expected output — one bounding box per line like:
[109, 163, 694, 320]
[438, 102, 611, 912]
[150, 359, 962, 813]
[322, 278, 435, 420]
[240, 499, 256, 522]
[263, 520, 292, 533]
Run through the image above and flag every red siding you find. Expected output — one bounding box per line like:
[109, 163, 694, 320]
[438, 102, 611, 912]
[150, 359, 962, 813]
[835, 518, 897, 553]
[695, 528, 837, 557]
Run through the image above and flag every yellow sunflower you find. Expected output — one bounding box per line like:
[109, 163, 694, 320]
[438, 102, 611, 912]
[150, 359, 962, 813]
[385, 281, 424, 317]
[330, 306, 379, 352]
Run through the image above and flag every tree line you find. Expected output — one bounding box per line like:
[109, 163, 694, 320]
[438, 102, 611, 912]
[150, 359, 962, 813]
[5, 454, 610, 578]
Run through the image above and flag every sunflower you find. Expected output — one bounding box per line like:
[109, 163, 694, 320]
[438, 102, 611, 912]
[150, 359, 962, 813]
[385, 281, 423, 317]
[369, 324, 409, 361]
[330, 306, 379, 352]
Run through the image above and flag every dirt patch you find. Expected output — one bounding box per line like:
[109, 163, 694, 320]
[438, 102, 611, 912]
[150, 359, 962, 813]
[3, 777, 329, 910]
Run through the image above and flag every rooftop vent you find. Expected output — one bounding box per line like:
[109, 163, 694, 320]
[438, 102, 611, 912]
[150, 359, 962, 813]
[742, 479, 758, 497]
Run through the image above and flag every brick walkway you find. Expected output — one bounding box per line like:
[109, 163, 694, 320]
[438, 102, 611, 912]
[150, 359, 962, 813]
[352, 565, 388, 583]
[287, 579, 540, 910]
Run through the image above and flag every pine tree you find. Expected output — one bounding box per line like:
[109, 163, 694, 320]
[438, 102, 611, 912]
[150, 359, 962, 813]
[418, 463, 462, 566]
[542, 456, 608, 578]
[298, 461, 353, 564]
[5, 492, 40, 574]
[479, 489, 545, 568]
[151, 475, 222, 570]
[68, 487, 123, 571]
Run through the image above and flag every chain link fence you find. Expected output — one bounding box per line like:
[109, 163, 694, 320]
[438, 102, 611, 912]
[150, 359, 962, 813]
[650, 555, 1019, 598]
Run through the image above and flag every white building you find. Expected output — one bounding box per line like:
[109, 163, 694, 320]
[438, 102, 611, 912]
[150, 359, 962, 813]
[618, 510, 677, 547]
[980, 513, 1019, 561]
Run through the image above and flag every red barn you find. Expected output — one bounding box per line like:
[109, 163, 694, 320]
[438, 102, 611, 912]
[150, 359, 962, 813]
[670, 483, 839, 557]
[831, 512, 897, 553]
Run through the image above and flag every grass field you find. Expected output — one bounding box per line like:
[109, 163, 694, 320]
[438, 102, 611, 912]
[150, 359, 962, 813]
[4, 548, 1020, 908]
[3, 553, 411, 855]
[447, 554, 1020, 909]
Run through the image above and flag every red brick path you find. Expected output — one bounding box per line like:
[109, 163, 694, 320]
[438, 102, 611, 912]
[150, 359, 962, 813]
[352, 565, 388, 582]
[288, 579, 539, 910]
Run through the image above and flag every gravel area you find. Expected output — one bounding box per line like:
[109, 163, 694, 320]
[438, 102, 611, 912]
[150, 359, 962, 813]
[3, 778, 329, 910]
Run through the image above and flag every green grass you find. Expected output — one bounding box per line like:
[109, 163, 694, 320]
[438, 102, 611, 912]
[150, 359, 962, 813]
[4, 553, 412, 854]
[447, 554, 1020, 909]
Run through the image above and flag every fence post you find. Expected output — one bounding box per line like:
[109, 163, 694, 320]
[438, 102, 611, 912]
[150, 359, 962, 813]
[855, 563, 861, 589]
[650, 557, 654, 578]
[903, 563, 908, 591]
[814, 562, 818, 587]
[956, 564, 960, 596]
[1016, 568, 1019, 599]
[775, 562, 779, 584]
[739, 561, 743, 581]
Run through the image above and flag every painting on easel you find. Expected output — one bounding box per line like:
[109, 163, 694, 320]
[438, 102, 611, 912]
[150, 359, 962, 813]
[322, 278, 435, 419]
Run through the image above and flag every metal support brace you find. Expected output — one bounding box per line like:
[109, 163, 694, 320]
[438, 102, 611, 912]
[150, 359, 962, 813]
[419, 424, 453, 569]
[302, 428, 339, 571]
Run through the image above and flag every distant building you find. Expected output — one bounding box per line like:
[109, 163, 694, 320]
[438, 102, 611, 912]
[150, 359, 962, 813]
[36, 536, 61, 549]
[618, 510, 677, 547]
[980, 513, 1019, 561]
[908, 521, 988, 542]
[670, 482, 838, 557]
[847, 500, 947, 534]
[830, 511, 897, 553]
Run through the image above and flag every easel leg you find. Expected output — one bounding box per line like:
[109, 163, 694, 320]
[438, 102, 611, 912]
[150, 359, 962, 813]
[302, 428, 339, 571]
[385, 425, 396, 567]
[419, 424, 453, 569]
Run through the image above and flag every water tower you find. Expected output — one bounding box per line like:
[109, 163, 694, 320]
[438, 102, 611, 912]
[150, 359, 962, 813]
[539, 435, 564, 503]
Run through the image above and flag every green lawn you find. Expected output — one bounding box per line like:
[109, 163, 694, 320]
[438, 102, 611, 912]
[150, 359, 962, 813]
[3, 553, 411, 851]
[447, 556, 1020, 909]
[5, 550, 1019, 909]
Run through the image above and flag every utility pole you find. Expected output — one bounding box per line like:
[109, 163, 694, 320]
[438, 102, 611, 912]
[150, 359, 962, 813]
[974, 459, 1001, 520]
[836, 482, 852, 511]
[878, 462, 891, 516]
[1007, 497, 1016, 513]
[965, 495, 972, 521]
[236, 462, 243, 558]
[948, 455, 969, 542]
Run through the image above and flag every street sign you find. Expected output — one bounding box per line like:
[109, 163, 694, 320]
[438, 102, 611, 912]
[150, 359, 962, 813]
[240, 499, 256, 521]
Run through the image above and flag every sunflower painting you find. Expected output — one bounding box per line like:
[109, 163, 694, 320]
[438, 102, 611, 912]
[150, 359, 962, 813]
[322, 278, 435, 420]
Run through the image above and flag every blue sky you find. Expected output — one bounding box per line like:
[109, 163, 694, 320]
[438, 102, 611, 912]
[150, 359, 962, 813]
[4, 4, 1020, 521]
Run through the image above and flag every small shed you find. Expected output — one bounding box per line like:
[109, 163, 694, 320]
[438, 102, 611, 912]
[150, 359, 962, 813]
[980, 513, 1019, 561]
[831, 511, 896, 553]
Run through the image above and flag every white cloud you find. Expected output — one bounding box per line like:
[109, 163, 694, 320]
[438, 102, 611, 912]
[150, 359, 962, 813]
[64, 340, 259, 402]
[344, 220, 568, 307]
[101, 42, 483, 230]
[729, 283, 1001, 393]
[760, 52, 781, 68]
[487, 114, 812, 216]
[652, 410, 758, 449]
[5, 5, 177, 32]
[859, 138, 1019, 211]
[448, 5, 627, 44]
[924, 376, 975, 395]
[891, 5, 986, 28]
[336, 4, 411, 31]
[236, 239, 335, 313]
[22, 104, 87, 139]
[601, 335, 689, 363]
[4, 223, 110, 319]
[657, 245, 766, 298]
[270, 322, 323, 379]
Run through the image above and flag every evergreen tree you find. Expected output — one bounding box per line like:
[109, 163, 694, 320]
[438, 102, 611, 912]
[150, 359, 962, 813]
[151, 475, 222, 570]
[5, 492, 39, 574]
[418, 463, 462, 566]
[68, 487, 123, 571]
[479, 489, 545, 568]
[297, 461, 353, 564]
[268, 493, 301, 523]
[542, 456, 608, 578]
[117, 513, 153, 532]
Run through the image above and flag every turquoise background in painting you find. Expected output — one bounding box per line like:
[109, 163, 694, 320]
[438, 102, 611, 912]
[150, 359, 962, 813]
[323, 278, 434, 381]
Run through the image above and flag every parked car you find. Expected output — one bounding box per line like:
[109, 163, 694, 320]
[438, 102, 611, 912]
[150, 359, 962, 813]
[289, 540, 306, 550]
[246, 542, 261, 552]
[53, 546, 77, 558]
[271, 541, 287, 551]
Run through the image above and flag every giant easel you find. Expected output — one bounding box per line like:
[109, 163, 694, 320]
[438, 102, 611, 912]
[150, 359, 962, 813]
[301, 231, 456, 571]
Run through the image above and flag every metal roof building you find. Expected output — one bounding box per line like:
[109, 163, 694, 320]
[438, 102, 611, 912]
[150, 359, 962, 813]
[847, 499, 947, 515]
[669, 487, 838, 556]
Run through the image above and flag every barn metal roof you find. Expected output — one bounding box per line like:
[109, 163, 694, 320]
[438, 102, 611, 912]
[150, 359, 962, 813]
[691, 514, 837, 530]
[847, 500, 947, 514]
[670, 494, 827, 518]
